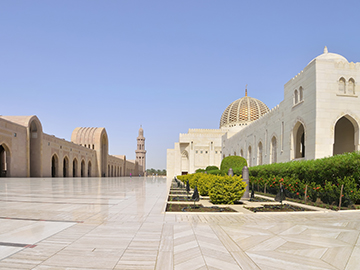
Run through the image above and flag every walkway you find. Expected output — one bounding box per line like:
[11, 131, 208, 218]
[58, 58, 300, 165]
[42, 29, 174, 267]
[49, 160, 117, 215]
[0, 177, 359, 269]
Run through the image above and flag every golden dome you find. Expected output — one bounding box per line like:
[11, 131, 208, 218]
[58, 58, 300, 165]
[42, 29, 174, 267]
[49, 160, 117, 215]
[220, 94, 269, 128]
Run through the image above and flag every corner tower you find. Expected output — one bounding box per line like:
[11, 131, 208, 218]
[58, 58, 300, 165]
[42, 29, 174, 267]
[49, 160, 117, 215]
[135, 126, 146, 173]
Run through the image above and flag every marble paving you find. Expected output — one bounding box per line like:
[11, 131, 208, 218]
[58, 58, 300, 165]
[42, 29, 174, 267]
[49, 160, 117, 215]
[0, 177, 360, 269]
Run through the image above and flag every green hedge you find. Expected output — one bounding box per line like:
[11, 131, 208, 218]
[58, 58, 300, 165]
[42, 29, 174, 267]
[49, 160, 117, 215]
[220, 156, 247, 175]
[177, 173, 246, 204]
[248, 152, 360, 206]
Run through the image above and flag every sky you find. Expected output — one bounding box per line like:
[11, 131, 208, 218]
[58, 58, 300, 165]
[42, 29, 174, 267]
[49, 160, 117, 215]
[1, 1, 360, 170]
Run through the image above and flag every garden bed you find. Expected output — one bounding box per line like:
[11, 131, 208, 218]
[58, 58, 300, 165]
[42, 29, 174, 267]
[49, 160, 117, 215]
[245, 203, 314, 213]
[166, 203, 236, 212]
[168, 196, 192, 201]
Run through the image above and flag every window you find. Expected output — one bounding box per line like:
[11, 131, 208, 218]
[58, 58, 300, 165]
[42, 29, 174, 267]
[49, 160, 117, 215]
[299, 87, 303, 101]
[294, 89, 299, 104]
[339, 77, 346, 94]
[348, 78, 355, 95]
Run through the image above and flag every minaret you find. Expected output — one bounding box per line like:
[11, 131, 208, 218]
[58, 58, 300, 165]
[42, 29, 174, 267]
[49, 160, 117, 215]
[135, 126, 146, 174]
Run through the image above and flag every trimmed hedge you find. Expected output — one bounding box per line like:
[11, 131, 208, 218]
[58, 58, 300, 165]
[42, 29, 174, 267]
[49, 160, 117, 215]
[177, 173, 246, 204]
[220, 156, 247, 175]
[248, 152, 360, 206]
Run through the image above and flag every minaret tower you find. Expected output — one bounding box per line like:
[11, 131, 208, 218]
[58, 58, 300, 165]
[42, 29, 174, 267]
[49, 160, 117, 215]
[135, 126, 146, 173]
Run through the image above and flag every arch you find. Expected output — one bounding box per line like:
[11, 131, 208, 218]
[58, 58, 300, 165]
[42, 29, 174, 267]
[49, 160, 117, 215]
[247, 146, 252, 167]
[240, 149, 243, 157]
[51, 154, 59, 177]
[299, 86, 304, 101]
[29, 120, 41, 177]
[234, 151, 236, 156]
[81, 160, 85, 177]
[88, 161, 92, 177]
[258, 141, 263, 165]
[108, 164, 110, 177]
[111, 165, 114, 177]
[339, 77, 346, 94]
[270, 136, 277, 164]
[101, 133, 108, 177]
[293, 122, 305, 159]
[73, 158, 78, 177]
[63, 156, 69, 177]
[333, 115, 358, 155]
[0, 144, 11, 177]
[348, 78, 355, 95]
[294, 89, 299, 104]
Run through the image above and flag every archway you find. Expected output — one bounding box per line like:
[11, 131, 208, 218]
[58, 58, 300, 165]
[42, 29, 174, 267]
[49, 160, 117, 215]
[88, 161, 92, 177]
[181, 150, 189, 175]
[51, 154, 58, 177]
[294, 122, 305, 159]
[101, 134, 108, 177]
[333, 116, 356, 155]
[30, 120, 41, 177]
[81, 160, 85, 177]
[73, 159, 78, 177]
[63, 157, 69, 177]
[0, 144, 10, 177]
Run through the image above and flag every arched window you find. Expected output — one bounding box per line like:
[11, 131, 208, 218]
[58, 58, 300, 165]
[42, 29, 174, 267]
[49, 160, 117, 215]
[339, 77, 346, 94]
[299, 87, 303, 101]
[348, 78, 355, 95]
[294, 90, 299, 104]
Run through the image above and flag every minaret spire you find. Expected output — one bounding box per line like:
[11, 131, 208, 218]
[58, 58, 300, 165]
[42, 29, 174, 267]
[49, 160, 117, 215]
[245, 84, 248, 97]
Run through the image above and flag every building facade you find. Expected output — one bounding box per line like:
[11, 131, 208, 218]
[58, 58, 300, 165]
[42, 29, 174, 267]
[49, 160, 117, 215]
[0, 115, 143, 177]
[167, 47, 360, 177]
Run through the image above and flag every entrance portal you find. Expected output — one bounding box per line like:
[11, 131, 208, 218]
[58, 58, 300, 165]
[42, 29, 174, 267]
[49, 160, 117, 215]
[333, 116, 356, 155]
[51, 155, 58, 177]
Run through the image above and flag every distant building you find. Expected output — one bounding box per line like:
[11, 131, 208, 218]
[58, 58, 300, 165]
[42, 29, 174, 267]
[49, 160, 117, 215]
[135, 126, 146, 174]
[0, 116, 143, 177]
[167, 47, 360, 176]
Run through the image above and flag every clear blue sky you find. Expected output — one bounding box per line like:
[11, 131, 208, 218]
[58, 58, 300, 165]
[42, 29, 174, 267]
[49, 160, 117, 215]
[1, 1, 360, 170]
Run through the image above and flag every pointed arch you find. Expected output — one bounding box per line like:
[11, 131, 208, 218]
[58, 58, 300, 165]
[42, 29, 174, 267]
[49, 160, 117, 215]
[81, 160, 85, 177]
[293, 121, 306, 159]
[247, 145, 252, 167]
[51, 154, 59, 177]
[339, 77, 346, 94]
[88, 161, 92, 177]
[73, 158, 78, 177]
[181, 150, 189, 175]
[348, 78, 355, 95]
[0, 144, 11, 177]
[63, 156, 69, 177]
[333, 115, 359, 155]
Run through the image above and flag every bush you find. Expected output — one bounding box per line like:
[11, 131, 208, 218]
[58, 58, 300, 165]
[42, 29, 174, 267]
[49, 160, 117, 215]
[209, 175, 246, 204]
[207, 169, 222, 175]
[220, 156, 247, 175]
[195, 168, 205, 173]
[197, 174, 215, 196]
[206, 166, 219, 171]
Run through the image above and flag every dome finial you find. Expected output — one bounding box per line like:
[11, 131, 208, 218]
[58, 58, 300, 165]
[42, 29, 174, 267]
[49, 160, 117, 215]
[245, 84, 248, 97]
[324, 46, 328, 54]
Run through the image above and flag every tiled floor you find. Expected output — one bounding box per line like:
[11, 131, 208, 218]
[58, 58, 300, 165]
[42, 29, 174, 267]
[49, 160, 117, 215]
[0, 177, 360, 269]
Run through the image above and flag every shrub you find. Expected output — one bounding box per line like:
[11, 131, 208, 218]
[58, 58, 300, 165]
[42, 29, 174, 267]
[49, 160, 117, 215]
[207, 169, 222, 175]
[209, 175, 246, 204]
[206, 166, 219, 171]
[197, 174, 215, 196]
[220, 156, 247, 175]
[195, 168, 206, 173]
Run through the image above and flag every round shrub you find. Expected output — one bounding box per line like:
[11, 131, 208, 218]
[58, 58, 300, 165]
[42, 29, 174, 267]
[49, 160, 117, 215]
[195, 168, 206, 173]
[220, 156, 247, 175]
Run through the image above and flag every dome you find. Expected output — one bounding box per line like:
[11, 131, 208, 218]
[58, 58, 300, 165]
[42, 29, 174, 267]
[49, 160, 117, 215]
[308, 46, 348, 65]
[220, 92, 270, 128]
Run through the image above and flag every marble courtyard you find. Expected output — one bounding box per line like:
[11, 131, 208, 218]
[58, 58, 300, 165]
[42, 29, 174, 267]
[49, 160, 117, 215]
[1, 177, 360, 269]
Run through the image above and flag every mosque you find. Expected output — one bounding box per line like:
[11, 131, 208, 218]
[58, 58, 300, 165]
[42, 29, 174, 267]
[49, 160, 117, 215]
[0, 115, 146, 177]
[167, 47, 360, 177]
